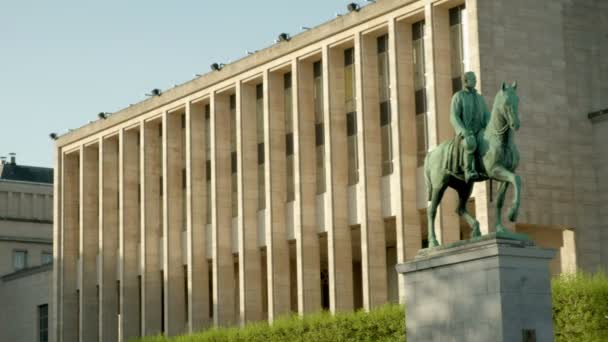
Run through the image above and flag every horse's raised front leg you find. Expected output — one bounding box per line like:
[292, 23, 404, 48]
[455, 181, 481, 237]
[427, 185, 447, 248]
[494, 181, 510, 233]
[491, 166, 521, 223]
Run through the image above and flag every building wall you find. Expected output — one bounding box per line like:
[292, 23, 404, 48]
[0, 265, 51, 342]
[52, 0, 606, 340]
[474, 0, 607, 271]
[593, 117, 608, 272]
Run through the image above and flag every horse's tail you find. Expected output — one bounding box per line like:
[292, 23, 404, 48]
[424, 153, 432, 201]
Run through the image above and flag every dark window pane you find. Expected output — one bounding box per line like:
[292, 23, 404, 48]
[452, 77, 463, 94]
[284, 72, 292, 89]
[313, 61, 322, 78]
[344, 48, 354, 66]
[379, 101, 391, 126]
[256, 83, 264, 99]
[347, 112, 357, 136]
[315, 123, 324, 146]
[285, 133, 294, 156]
[377, 34, 388, 53]
[449, 5, 464, 26]
[206, 160, 211, 181]
[205, 104, 210, 119]
[230, 94, 236, 110]
[415, 89, 427, 114]
[231, 152, 237, 173]
[258, 143, 265, 165]
[412, 21, 425, 40]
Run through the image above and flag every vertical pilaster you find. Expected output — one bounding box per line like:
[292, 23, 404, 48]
[79, 144, 99, 342]
[52, 146, 62, 342]
[237, 82, 263, 324]
[162, 111, 186, 335]
[120, 129, 141, 340]
[294, 59, 322, 314]
[211, 93, 237, 326]
[60, 151, 79, 342]
[357, 31, 388, 310]
[141, 120, 162, 335]
[100, 137, 119, 342]
[389, 18, 422, 304]
[187, 102, 210, 331]
[325, 45, 354, 313]
[264, 70, 291, 321]
[425, 4, 460, 244]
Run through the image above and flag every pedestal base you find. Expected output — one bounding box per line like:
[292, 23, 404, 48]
[396, 237, 556, 342]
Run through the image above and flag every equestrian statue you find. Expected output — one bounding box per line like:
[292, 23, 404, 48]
[424, 71, 522, 247]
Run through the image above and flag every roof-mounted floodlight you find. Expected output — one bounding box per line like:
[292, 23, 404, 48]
[276, 33, 290, 43]
[146, 88, 162, 97]
[300, 26, 311, 30]
[98, 112, 110, 120]
[210, 63, 225, 71]
[49, 133, 58, 140]
[365, 0, 376, 3]
[347, 3, 360, 12]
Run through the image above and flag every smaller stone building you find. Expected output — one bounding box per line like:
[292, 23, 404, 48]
[0, 155, 53, 342]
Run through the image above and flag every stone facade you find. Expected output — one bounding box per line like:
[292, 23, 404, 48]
[52, 0, 607, 341]
[0, 158, 53, 342]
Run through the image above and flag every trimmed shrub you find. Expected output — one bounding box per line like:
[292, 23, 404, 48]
[130, 304, 404, 342]
[552, 272, 608, 342]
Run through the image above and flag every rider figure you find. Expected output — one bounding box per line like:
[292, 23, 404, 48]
[450, 71, 490, 183]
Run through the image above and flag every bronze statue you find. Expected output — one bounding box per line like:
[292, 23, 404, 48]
[424, 72, 521, 247]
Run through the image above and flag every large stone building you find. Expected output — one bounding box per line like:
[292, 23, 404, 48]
[0, 155, 54, 342]
[52, 0, 607, 341]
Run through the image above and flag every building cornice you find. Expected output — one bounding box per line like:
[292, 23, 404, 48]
[55, 0, 418, 148]
[0, 235, 53, 245]
[1, 263, 52, 282]
[588, 108, 608, 124]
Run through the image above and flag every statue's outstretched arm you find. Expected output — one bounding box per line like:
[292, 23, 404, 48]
[450, 94, 466, 136]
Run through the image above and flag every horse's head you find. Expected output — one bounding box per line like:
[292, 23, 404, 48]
[494, 82, 520, 131]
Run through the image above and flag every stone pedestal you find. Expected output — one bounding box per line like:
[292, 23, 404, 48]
[396, 236, 556, 342]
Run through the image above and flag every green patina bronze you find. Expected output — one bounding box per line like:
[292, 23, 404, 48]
[424, 72, 526, 247]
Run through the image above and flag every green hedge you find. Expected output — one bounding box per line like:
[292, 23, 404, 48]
[552, 272, 608, 342]
[133, 272, 608, 342]
[131, 304, 404, 342]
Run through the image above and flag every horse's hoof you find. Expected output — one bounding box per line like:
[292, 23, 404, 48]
[508, 208, 519, 222]
[429, 239, 439, 248]
[496, 224, 508, 233]
[471, 222, 481, 237]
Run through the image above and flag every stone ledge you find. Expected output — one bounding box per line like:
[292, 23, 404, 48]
[1, 262, 52, 282]
[396, 236, 555, 274]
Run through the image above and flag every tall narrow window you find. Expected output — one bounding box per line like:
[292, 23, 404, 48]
[284, 72, 295, 202]
[205, 105, 211, 224]
[313, 61, 326, 194]
[256, 83, 266, 210]
[13, 250, 27, 271]
[412, 20, 428, 167]
[449, 4, 466, 93]
[230, 94, 238, 217]
[377, 34, 393, 175]
[38, 304, 48, 342]
[344, 48, 359, 185]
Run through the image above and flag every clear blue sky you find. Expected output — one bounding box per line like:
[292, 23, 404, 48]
[0, 0, 353, 167]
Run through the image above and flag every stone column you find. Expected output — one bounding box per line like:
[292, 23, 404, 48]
[60, 151, 79, 342]
[211, 92, 237, 326]
[100, 137, 119, 342]
[389, 19, 422, 304]
[162, 111, 186, 335]
[325, 45, 354, 313]
[357, 31, 388, 310]
[264, 70, 291, 321]
[51, 146, 62, 342]
[425, 4, 460, 244]
[186, 102, 211, 331]
[294, 58, 321, 314]
[120, 128, 142, 340]
[141, 119, 163, 335]
[79, 144, 99, 342]
[237, 82, 263, 324]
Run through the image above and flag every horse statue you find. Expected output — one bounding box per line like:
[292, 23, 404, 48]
[424, 82, 521, 247]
